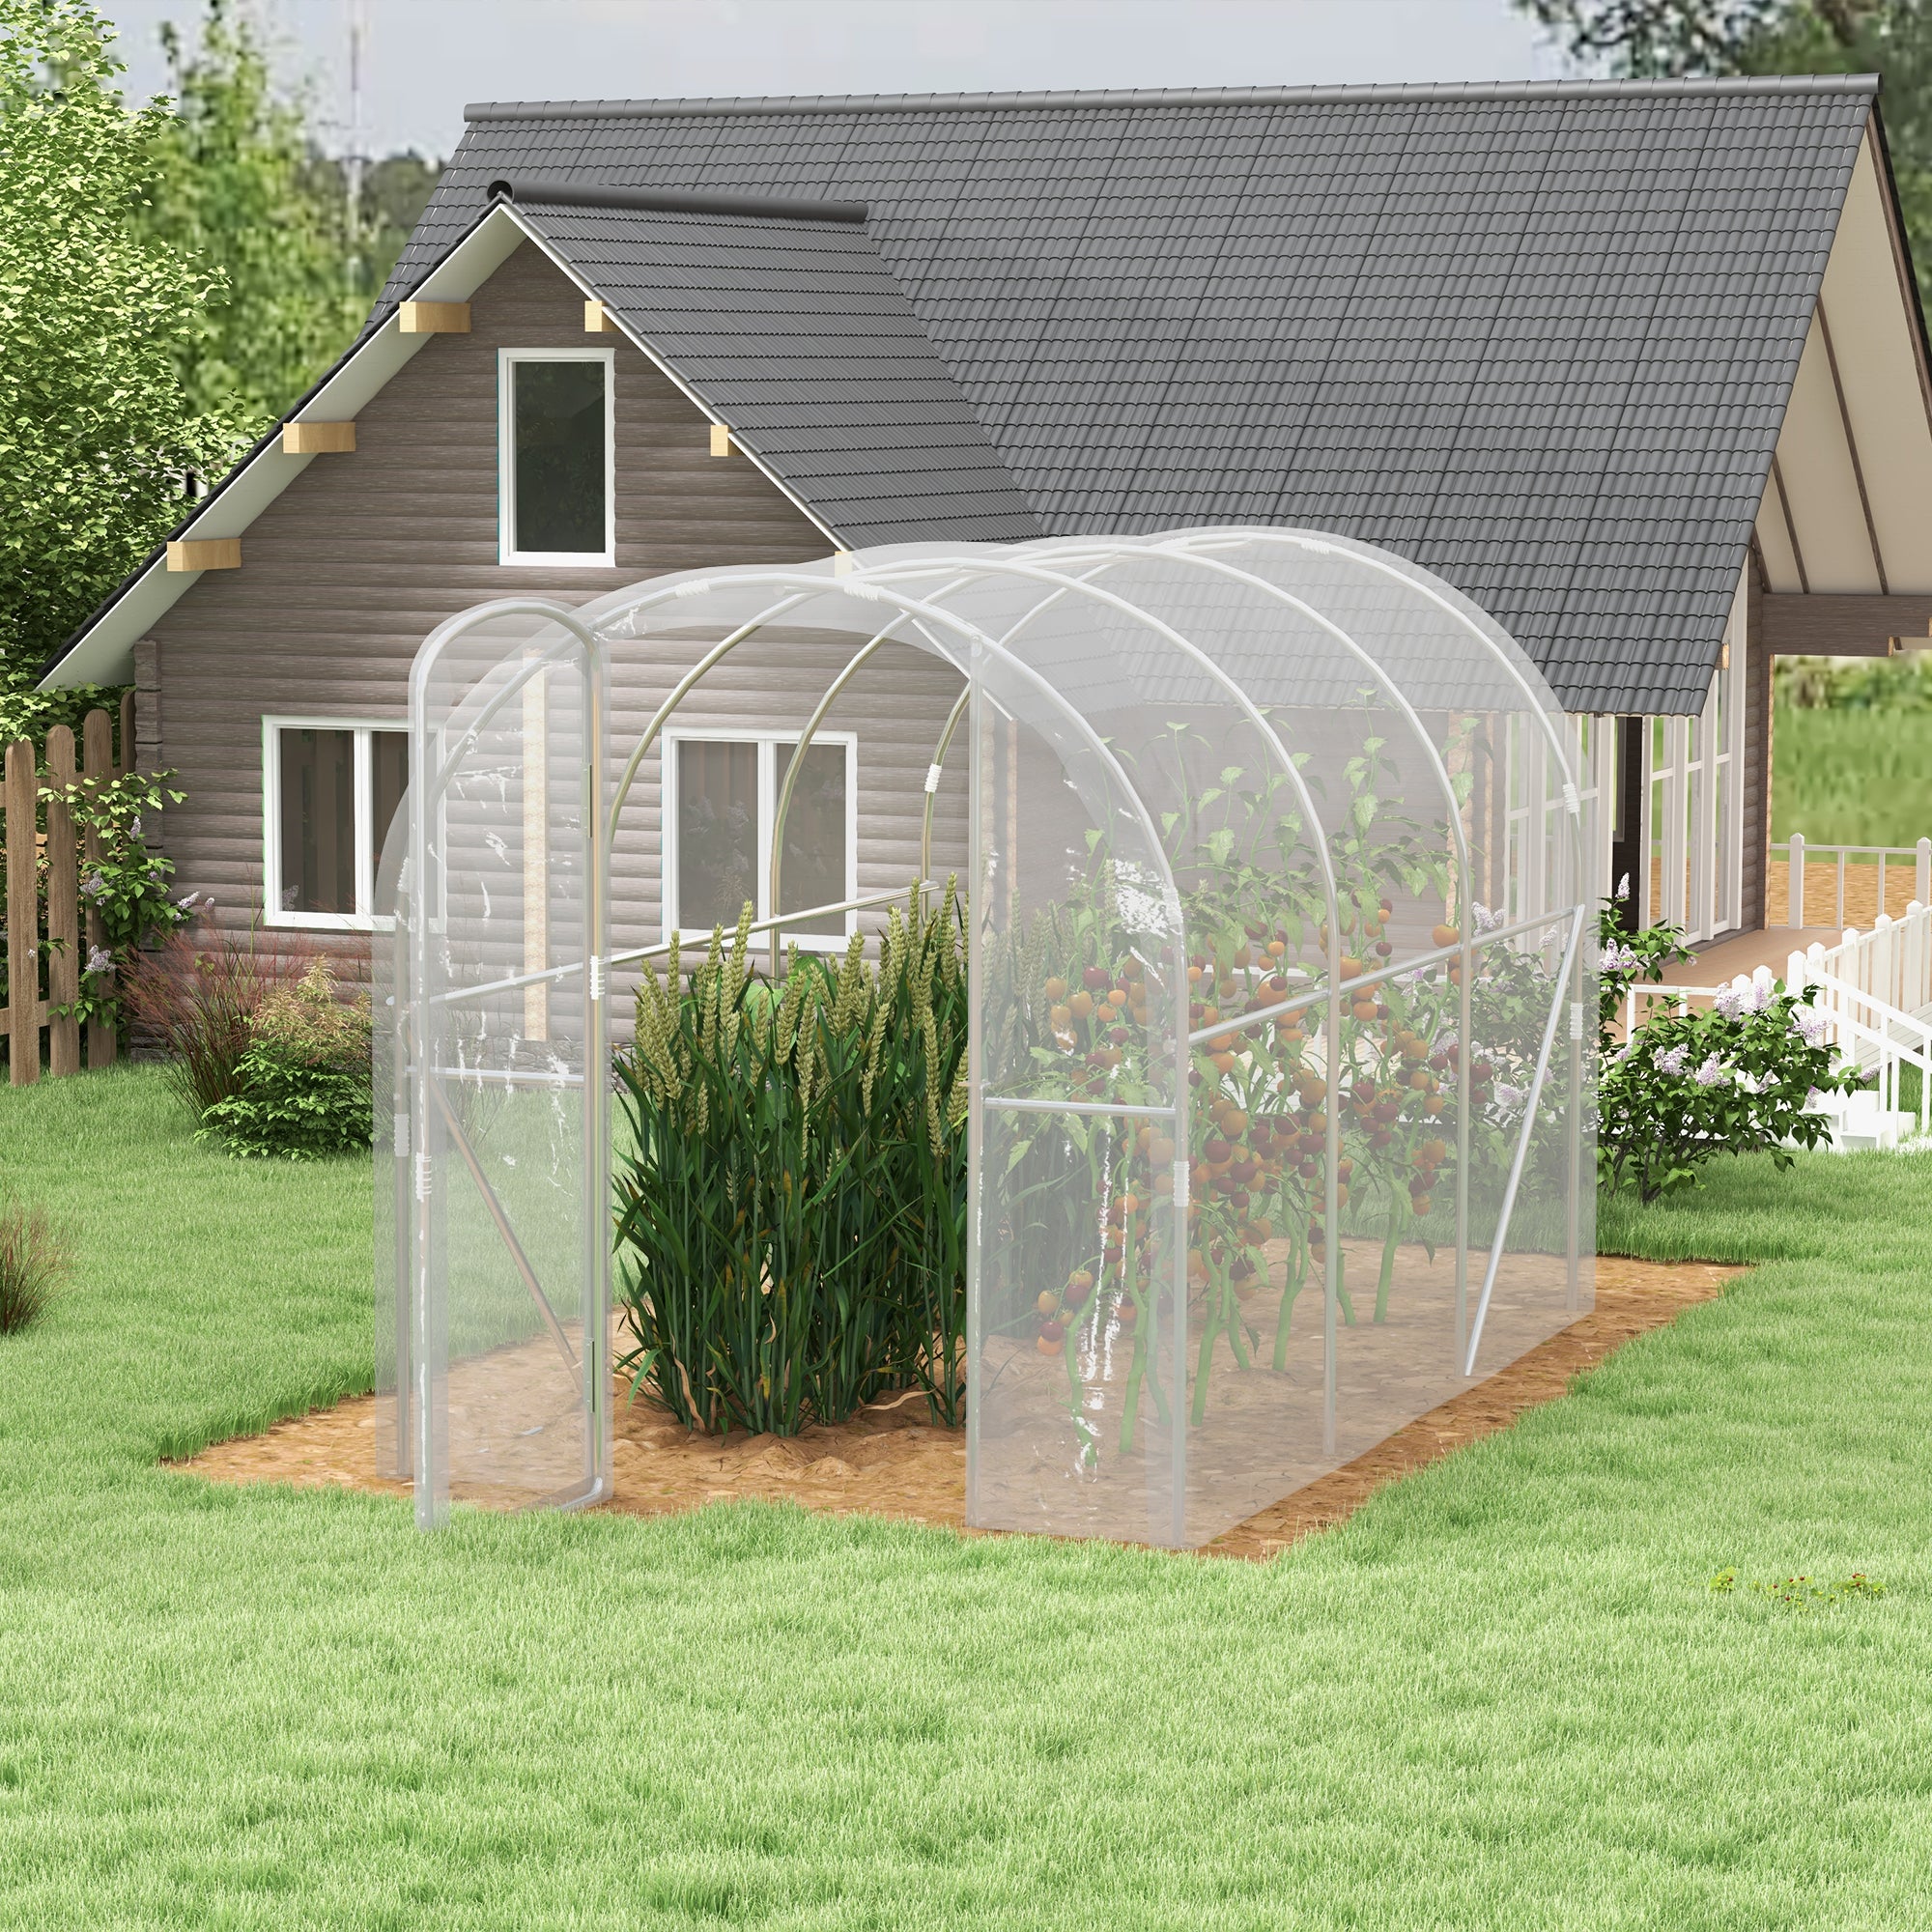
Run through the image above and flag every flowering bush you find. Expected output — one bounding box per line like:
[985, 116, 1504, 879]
[197, 957, 372, 1158]
[37, 766, 192, 1034]
[1596, 903, 1857, 1203]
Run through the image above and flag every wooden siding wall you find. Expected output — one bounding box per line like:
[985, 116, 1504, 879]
[136, 242, 968, 980]
[1741, 571, 1773, 933]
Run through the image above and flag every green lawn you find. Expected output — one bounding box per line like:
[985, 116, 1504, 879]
[1773, 700, 1932, 847]
[4, 1066, 1932, 1929]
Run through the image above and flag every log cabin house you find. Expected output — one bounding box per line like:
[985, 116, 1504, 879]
[40, 74, 1932, 975]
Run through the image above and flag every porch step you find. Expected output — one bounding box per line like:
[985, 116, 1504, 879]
[1801, 1088, 1924, 1154]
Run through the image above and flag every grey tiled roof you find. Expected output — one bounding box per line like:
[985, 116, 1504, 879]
[384, 78, 1882, 714]
[508, 189, 1041, 544]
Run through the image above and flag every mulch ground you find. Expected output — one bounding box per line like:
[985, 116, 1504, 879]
[179, 1254, 1741, 1558]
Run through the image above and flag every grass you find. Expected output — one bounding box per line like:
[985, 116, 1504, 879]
[4, 1065, 1932, 1928]
[1772, 701, 1932, 847]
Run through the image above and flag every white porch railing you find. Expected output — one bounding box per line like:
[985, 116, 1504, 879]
[1791, 902, 1932, 1027]
[1774, 834, 1932, 929]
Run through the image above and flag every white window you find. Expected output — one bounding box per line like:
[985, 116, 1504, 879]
[662, 731, 857, 949]
[497, 348, 615, 566]
[263, 719, 409, 929]
[1497, 712, 1603, 924]
[1641, 573, 1748, 942]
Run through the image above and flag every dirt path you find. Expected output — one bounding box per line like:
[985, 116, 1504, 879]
[180, 1255, 1742, 1558]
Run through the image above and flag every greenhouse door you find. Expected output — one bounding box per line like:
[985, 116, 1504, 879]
[399, 618, 611, 1527]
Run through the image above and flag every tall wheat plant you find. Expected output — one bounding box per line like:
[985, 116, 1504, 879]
[613, 882, 969, 1435]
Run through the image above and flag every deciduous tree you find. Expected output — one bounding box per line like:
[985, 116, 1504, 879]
[0, 0, 239, 692]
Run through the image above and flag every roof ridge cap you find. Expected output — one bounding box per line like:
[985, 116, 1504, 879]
[493, 177, 867, 223]
[464, 73, 1880, 122]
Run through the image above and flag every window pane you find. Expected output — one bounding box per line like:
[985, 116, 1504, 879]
[279, 727, 355, 914]
[371, 730, 409, 870]
[512, 359, 607, 554]
[774, 741, 848, 939]
[675, 741, 757, 936]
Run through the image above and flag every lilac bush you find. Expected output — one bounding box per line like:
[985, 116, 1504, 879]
[1596, 901, 1857, 1204]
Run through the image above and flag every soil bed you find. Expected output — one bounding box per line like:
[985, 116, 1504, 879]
[180, 1255, 1741, 1557]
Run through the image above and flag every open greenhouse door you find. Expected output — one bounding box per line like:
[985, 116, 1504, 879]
[399, 607, 611, 1525]
[373, 800, 412, 1481]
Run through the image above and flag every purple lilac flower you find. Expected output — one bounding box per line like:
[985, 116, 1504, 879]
[1615, 872, 1631, 900]
[79, 871, 105, 900]
[1692, 1054, 1727, 1087]
[85, 946, 114, 977]
[1493, 1082, 1526, 1112]
[1655, 1043, 1690, 1077]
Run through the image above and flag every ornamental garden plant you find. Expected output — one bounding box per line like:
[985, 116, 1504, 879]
[614, 886, 968, 1435]
[1596, 904, 1857, 1204]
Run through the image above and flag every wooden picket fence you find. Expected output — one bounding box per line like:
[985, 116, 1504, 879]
[2, 695, 135, 1086]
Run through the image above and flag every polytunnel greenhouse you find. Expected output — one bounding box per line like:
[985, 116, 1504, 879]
[377, 527, 1598, 1548]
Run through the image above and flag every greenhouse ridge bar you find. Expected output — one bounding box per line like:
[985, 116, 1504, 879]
[379, 528, 1596, 1548]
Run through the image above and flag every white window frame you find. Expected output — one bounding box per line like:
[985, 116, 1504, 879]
[1500, 713, 1606, 926]
[262, 716, 408, 931]
[661, 728, 859, 951]
[1640, 570, 1749, 943]
[497, 347, 616, 568]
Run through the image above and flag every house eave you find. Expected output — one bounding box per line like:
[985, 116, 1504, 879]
[38, 207, 529, 690]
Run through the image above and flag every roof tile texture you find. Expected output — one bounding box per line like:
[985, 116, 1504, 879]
[384, 82, 1875, 713]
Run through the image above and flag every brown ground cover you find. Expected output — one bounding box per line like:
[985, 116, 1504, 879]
[181, 1253, 1741, 1557]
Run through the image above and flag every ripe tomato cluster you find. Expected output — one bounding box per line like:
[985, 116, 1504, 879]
[1024, 893, 1484, 1404]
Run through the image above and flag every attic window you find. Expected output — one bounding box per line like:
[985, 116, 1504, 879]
[498, 349, 614, 565]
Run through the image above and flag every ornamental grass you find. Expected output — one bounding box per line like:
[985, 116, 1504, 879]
[0, 1199, 70, 1335]
[613, 882, 968, 1436]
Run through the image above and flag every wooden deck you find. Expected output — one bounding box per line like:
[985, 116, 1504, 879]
[1683, 926, 1845, 987]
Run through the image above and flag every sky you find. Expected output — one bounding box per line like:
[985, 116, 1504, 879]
[96, 0, 1577, 161]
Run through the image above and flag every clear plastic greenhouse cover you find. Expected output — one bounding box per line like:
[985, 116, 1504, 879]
[385, 528, 1596, 1545]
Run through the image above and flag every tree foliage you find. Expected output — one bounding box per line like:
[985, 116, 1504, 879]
[0, 0, 241, 687]
[1523, 2, 1932, 303]
[144, 0, 364, 431]
[0, 0, 438, 706]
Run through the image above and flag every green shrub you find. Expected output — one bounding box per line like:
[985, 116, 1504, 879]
[614, 885, 967, 1436]
[0, 1199, 70, 1334]
[198, 957, 373, 1159]
[123, 913, 313, 1116]
[1598, 904, 1857, 1204]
